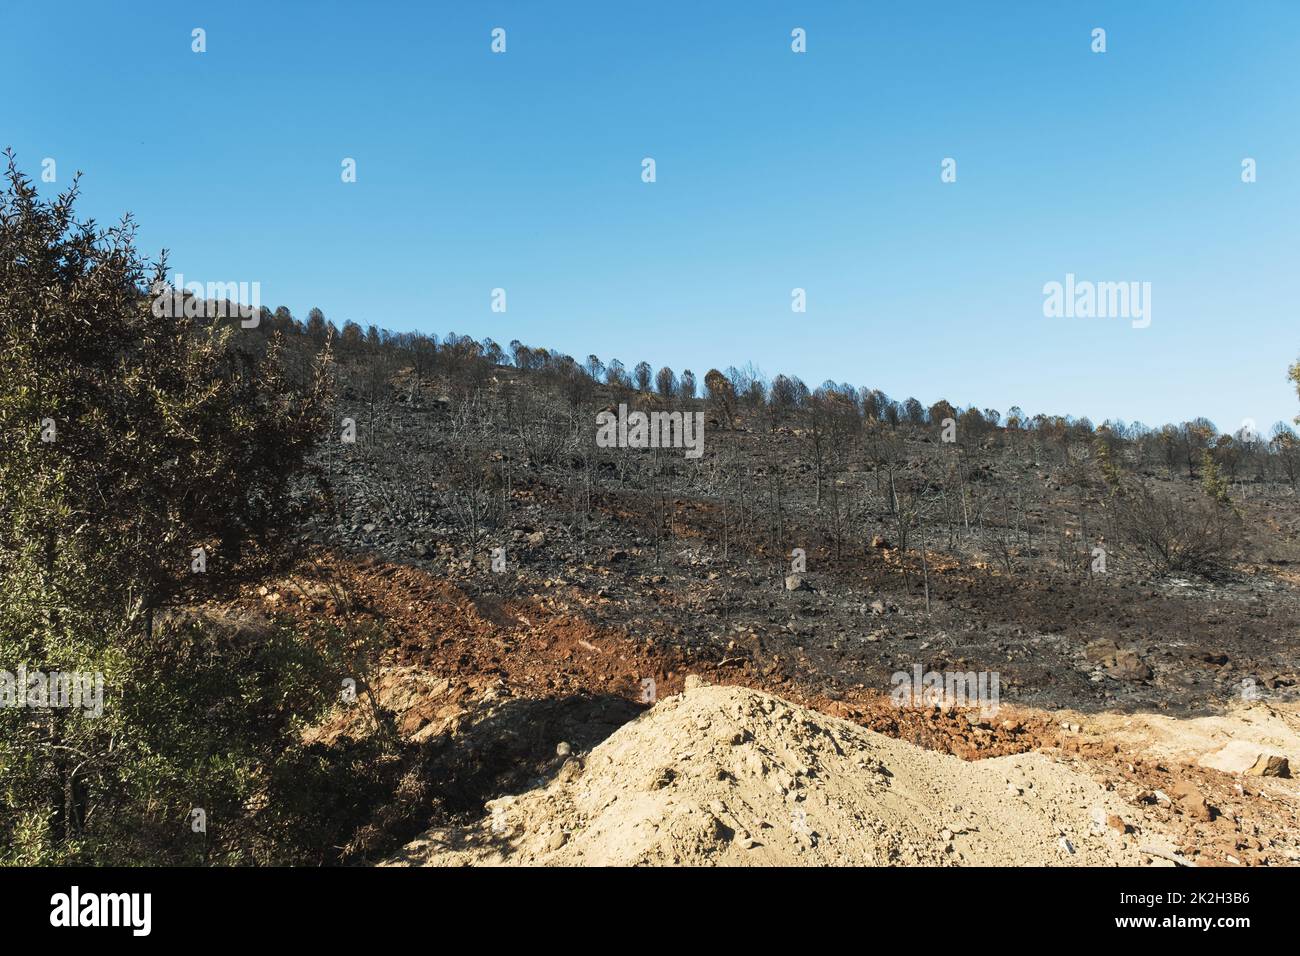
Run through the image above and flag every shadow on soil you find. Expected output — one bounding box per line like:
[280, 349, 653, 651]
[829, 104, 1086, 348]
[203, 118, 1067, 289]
[344, 691, 643, 864]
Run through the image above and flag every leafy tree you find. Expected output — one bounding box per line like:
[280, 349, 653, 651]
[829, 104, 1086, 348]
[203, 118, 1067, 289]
[1201, 449, 1232, 505]
[0, 153, 335, 863]
[1094, 428, 1123, 491]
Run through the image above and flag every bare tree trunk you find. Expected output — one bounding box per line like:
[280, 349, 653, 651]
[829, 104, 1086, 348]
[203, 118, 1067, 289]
[918, 506, 931, 615]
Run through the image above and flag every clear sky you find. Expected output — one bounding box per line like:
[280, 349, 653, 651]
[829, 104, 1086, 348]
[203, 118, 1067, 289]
[4, 1, 1298, 433]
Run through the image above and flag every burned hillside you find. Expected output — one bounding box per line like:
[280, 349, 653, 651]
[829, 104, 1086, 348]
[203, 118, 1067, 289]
[285, 322, 1300, 720]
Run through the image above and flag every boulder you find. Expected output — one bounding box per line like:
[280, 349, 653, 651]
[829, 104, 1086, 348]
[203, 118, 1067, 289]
[1198, 741, 1290, 778]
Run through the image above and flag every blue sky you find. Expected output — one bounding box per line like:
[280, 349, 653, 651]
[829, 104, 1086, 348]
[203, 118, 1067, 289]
[4, 1, 1298, 432]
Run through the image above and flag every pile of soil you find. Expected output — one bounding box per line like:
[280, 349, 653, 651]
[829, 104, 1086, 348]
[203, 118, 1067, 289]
[384, 681, 1173, 867]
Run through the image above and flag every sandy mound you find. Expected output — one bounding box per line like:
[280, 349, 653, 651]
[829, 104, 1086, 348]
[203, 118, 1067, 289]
[1078, 700, 1298, 776]
[385, 682, 1175, 866]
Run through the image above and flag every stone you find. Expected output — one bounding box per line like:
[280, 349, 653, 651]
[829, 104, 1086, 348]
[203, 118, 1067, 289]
[1199, 741, 1289, 778]
[1104, 649, 1153, 682]
[1085, 639, 1120, 664]
[1245, 754, 1290, 778]
[1170, 781, 1213, 821]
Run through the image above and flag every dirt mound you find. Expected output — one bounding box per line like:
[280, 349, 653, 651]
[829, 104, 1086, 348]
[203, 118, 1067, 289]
[385, 681, 1173, 866]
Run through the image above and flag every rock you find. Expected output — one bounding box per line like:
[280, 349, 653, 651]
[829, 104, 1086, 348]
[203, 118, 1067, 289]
[398, 705, 436, 735]
[784, 574, 811, 592]
[362, 522, 376, 534]
[556, 741, 572, 757]
[1104, 649, 1153, 682]
[1199, 741, 1290, 778]
[684, 674, 707, 691]
[1085, 639, 1120, 664]
[647, 767, 677, 791]
[1245, 755, 1290, 778]
[1084, 639, 1153, 681]
[1170, 781, 1214, 821]
[1107, 814, 1131, 834]
[526, 531, 545, 548]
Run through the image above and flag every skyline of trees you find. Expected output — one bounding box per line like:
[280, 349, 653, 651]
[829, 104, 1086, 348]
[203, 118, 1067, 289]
[227, 302, 1300, 482]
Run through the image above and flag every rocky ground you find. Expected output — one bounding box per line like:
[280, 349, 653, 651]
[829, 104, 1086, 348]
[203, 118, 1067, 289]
[196, 546, 1300, 867]
[305, 375, 1300, 723]
[210, 370, 1300, 866]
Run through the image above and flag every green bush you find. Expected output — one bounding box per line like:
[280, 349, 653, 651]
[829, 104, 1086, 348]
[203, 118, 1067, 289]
[0, 151, 366, 864]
